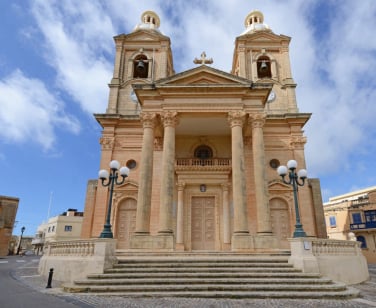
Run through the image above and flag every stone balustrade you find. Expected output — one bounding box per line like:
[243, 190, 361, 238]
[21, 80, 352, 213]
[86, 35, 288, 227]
[39, 238, 117, 283]
[289, 237, 368, 285]
[311, 238, 361, 256]
[175, 158, 231, 170]
[45, 240, 95, 256]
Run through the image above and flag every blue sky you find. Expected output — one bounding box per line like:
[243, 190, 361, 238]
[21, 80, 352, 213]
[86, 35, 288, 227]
[1, 0, 376, 236]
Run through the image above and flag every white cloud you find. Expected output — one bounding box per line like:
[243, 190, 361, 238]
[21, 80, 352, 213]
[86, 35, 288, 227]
[0, 70, 80, 150]
[31, 0, 116, 114]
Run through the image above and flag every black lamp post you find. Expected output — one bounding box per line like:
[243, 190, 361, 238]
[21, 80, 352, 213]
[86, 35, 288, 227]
[277, 160, 307, 238]
[98, 160, 130, 238]
[16, 226, 25, 255]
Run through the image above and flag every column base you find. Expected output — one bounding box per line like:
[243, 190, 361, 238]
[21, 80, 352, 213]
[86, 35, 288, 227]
[130, 233, 175, 251]
[175, 243, 185, 251]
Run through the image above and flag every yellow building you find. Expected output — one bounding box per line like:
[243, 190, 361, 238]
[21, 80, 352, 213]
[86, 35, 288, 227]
[81, 10, 326, 252]
[324, 186, 376, 263]
[32, 209, 83, 254]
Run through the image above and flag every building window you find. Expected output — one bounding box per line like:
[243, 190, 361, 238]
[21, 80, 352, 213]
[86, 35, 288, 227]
[356, 235, 367, 249]
[365, 210, 376, 222]
[64, 225, 73, 232]
[352, 213, 362, 224]
[329, 216, 336, 228]
[48, 227, 51, 233]
[194, 145, 213, 159]
[51, 226, 55, 232]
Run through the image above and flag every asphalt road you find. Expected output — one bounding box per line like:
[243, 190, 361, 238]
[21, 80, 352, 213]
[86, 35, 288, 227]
[0, 255, 92, 308]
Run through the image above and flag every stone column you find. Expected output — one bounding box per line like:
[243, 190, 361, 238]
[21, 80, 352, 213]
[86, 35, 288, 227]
[159, 111, 179, 234]
[176, 182, 185, 245]
[135, 112, 156, 234]
[250, 113, 272, 235]
[222, 183, 231, 243]
[228, 111, 249, 234]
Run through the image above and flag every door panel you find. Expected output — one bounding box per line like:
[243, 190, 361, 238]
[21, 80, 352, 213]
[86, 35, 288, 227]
[191, 197, 215, 250]
[270, 198, 290, 249]
[116, 199, 136, 249]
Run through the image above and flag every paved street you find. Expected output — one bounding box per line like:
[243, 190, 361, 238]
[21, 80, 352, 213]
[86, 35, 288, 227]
[2, 255, 376, 307]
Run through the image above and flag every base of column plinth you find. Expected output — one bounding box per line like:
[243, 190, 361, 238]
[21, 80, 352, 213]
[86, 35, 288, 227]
[130, 233, 175, 251]
[253, 234, 279, 250]
[231, 234, 253, 251]
[231, 234, 279, 251]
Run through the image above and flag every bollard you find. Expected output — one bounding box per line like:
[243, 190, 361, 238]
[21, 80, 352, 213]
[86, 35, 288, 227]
[46, 268, 54, 288]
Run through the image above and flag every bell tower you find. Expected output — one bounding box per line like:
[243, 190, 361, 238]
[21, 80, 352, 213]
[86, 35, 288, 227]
[232, 10, 298, 113]
[107, 11, 175, 115]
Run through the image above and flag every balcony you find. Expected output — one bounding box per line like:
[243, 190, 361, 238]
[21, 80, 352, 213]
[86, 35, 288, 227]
[350, 221, 376, 230]
[175, 158, 231, 171]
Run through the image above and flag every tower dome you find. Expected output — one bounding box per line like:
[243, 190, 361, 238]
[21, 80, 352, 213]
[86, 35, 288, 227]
[133, 11, 161, 32]
[241, 10, 271, 35]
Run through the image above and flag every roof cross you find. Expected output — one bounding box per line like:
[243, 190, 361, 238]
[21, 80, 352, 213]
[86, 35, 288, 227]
[193, 51, 213, 65]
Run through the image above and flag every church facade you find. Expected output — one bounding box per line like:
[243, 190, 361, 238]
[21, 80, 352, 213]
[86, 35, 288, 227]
[81, 10, 327, 252]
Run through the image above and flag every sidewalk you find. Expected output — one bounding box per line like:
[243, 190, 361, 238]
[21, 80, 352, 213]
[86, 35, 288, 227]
[14, 258, 376, 307]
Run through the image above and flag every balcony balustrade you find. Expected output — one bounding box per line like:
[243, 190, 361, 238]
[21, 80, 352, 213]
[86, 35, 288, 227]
[175, 158, 231, 171]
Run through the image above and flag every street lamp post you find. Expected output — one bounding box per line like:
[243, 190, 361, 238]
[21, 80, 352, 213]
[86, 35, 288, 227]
[98, 160, 130, 238]
[277, 160, 307, 238]
[16, 226, 25, 255]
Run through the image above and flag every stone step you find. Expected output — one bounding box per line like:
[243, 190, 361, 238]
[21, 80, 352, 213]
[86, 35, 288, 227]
[114, 262, 293, 268]
[88, 272, 322, 279]
[115, 250, 291, 257]
[74, 277, 333, 285]
[105, 267, 301, 274]
[63, 282, 348, 293]
[62, 289, 360, 299]
[63, 253, 359, 299]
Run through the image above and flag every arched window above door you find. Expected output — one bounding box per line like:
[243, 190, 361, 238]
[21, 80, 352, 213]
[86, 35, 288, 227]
[194, 145, 213, 159]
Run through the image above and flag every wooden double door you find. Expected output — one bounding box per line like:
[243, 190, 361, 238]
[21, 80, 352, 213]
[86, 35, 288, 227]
[116, 199, 136, 249]
[191, 196, 216, 250]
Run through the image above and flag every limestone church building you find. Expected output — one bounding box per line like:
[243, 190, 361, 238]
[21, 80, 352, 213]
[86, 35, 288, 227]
[81, 10, 327, 252]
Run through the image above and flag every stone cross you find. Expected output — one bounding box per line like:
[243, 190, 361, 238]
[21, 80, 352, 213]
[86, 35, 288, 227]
[193, 51, 213, 65]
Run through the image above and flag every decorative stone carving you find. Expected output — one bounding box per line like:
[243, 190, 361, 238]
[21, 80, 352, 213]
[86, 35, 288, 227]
[290, 136, 307, 149]
[140, 112, 157, 129]
[249, 113, 266, 128]
[99, 137, 114, 150]
[227, 111, 246, 127]
[161, 111, 179, 127]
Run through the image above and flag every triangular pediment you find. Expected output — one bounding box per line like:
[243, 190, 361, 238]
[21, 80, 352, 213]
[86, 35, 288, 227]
[268, 180, 292, 191]
[238, 32, 291, 44]
[115, 29, 169, 42]
[156, 65, 252, 86]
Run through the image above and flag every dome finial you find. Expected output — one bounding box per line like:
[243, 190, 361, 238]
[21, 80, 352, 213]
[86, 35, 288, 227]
[241, 10, 271, 35]
[133, 11, 161, 32]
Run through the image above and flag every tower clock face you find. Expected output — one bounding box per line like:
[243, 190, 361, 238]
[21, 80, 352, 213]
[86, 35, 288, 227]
[267, 90, 276, 103]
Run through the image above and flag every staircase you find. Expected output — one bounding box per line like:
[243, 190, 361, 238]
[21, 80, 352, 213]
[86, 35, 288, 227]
[63, 252, 359, 299]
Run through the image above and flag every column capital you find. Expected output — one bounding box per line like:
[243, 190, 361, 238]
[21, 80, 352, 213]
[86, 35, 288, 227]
[228, 111, 246, 128]
[177, 182, 186, 191]
[161, 111, 179, 128]
[249, 113, 266, 128]
[140, 112, 157, 129]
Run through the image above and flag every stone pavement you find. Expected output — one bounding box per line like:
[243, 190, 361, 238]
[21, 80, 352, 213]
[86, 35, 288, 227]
[13, 259, 376, 308]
